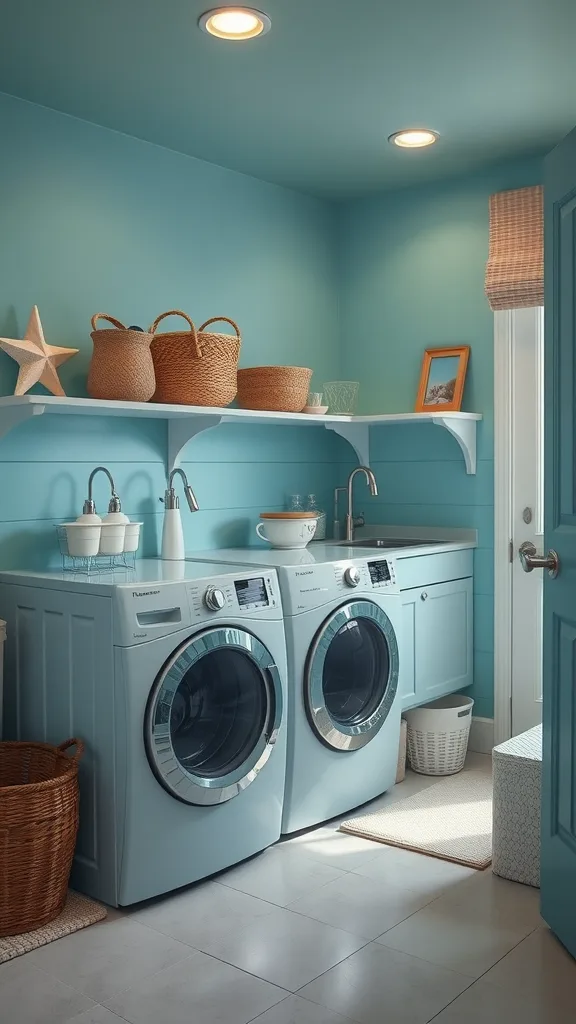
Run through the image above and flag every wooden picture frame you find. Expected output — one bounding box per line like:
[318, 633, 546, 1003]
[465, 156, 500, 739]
[415, 345, 470, 413]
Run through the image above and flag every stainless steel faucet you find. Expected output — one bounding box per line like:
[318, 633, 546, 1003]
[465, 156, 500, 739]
[345, 466, 378, 542]
[83, 466, 121, 515]
[163, 467, 200, 512]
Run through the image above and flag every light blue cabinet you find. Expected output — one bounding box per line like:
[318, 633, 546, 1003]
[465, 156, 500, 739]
[399, 577, 473, 711]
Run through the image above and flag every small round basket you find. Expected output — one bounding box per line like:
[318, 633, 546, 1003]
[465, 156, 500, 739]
[237, 366, 312, 413]
[0, 739, 83, 936]
[405, 695, 474, 776]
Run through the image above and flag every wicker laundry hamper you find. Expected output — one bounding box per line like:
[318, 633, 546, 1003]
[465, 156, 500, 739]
[88, 314, 155, 402]
[150, 310, 241, 407]
[0, 739, 83, 936]
[237, 366, 312, 413]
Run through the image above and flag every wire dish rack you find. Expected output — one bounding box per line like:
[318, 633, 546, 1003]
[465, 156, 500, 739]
[56, 526, 137, 574]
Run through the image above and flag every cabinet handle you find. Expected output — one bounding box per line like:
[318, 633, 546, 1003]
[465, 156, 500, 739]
[421, 591, 428, 601]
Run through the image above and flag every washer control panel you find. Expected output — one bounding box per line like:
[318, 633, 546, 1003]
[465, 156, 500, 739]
[188, 572, 279, 619]
[114, 567, 282, 645]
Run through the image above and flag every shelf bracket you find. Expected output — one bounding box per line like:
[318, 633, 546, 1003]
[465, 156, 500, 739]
[168, 415, 224, 471]
[432, 416, 477, 474]
[0, 402, 45, 444]
[325, 422, 370, 466]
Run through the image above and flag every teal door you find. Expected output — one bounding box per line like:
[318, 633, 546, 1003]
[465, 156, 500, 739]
[541, 127, 576, 957]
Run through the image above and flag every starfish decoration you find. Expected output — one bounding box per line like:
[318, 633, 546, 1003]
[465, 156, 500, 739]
[0, 305, 79, 397]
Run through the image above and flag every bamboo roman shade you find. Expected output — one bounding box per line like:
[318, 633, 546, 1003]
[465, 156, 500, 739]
[485, 185, 544, 310]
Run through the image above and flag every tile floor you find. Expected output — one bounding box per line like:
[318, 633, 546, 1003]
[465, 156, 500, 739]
[2, 752, 575, 1024]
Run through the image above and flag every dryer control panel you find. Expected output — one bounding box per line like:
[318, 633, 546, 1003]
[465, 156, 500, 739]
[282, 557, 400, 615]
[333, 557, 399, 594]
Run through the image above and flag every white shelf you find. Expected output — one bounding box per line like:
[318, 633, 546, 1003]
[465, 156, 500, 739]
[0, 396, 482, 473]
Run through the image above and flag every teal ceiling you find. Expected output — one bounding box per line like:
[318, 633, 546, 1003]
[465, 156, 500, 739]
[0, 0, 573, 197]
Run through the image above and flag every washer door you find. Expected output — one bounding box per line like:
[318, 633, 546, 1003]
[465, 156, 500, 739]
[306, 600, 399, 751]
[145, 627, 283, 805]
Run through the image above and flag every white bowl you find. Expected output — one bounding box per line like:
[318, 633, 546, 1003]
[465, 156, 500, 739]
[303, 405, 329, 415]
[99, 522, 126, 555]
[256, 517, 318, 550]
[63, 523, 101, 557]
[123, 522, 142, 553]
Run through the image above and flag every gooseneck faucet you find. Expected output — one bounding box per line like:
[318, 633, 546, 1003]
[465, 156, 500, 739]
[83, 466, 120, 515]
[346, 466, 378, 542]
[163, 467, 200, 512]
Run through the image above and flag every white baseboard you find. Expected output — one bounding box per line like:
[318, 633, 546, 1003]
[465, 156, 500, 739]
[468, 717, 494, 754]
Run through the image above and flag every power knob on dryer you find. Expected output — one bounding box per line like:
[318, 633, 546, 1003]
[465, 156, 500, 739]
[343, 566, 361, 588]
[204, 586, 226, 611]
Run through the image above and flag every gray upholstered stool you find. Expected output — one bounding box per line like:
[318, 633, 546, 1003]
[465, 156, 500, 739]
[492, 724, 542, 888]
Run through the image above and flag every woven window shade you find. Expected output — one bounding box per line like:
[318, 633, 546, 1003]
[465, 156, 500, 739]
[485, 185, 544, 310]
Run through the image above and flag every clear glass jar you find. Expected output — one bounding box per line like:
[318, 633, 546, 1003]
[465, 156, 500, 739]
[288, 494, 305, 512]
[306, 494, 326, 541]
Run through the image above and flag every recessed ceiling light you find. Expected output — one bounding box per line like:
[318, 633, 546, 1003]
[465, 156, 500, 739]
[388, 129, 439, 149]
[199, 7, 271, 40]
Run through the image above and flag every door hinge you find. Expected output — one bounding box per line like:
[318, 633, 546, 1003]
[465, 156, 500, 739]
[509, 540, 514, 563]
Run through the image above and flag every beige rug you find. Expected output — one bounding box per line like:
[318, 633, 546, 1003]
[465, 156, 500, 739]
[0, 890, 107, 964]
[340, 769, 493, 869]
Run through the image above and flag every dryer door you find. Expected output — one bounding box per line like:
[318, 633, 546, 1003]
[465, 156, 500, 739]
[305, 600, 399, 751]
[145, 627, 283, 805]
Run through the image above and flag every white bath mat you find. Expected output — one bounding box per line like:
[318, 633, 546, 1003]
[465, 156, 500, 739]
[340, 769, 492, 869]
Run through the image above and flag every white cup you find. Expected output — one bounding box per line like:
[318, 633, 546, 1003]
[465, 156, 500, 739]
[123, 522, 142, 553]
[256, 517, 317, 550]
[64, 523, 101, 557]
[99, 522, 126, 555]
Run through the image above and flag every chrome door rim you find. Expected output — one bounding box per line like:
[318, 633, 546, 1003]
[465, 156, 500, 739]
[305, 600, 399, 751]
[145, 627, 283, 805]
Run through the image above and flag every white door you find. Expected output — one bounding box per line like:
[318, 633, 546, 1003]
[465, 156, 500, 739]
[510, 306, 544, 734]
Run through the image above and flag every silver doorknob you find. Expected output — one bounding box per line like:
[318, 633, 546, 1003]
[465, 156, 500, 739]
[519, 541, 560, 579]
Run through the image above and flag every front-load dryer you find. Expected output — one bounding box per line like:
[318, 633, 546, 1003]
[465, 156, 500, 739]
[186, 546, 402, 833]
[0, 560, 287, 905]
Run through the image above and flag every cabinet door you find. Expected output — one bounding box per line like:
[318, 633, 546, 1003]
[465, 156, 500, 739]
[415, 578, 473, 704]
[400, 578, 473, 711]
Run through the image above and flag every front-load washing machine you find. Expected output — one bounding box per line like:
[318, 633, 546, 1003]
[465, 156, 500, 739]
[186, 546, 402, 833]
[0, 560, 287, 905]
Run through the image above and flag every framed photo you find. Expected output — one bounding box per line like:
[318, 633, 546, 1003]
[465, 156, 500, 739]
[415, 345, 470, 413]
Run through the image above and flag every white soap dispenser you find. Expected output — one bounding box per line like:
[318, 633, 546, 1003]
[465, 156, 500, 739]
[161, 468, 199, 560]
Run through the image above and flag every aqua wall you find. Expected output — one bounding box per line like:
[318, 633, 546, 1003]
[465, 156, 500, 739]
[336, 157, 544, 717]
[0, 92, 343, 565]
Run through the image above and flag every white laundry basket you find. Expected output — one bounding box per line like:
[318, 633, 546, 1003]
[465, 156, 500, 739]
[405, 694, 474, 776]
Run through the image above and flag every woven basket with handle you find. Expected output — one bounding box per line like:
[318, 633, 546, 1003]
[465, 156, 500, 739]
[237, 365, 312, 413]
[150, 310, 241, 407]
[0, 739, 83, 936]
[88, 314, 155, 403]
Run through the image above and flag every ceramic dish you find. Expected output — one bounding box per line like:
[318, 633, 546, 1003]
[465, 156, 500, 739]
[302, 405, 329, 415]
[256, 513, 318, 549]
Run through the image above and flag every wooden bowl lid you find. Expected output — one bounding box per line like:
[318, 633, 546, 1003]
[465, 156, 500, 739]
[260, 511, 318, 519]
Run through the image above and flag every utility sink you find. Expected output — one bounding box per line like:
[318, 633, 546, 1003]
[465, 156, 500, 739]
[336, 538, 451, 548]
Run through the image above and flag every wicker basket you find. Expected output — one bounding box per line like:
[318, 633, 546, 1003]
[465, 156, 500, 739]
[88, 315, 155, 403]
[0, 739, 83, 937]
[405, 696, 474, 776]
[237, 366, 312, 413]
[150, 311, 241, 407]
